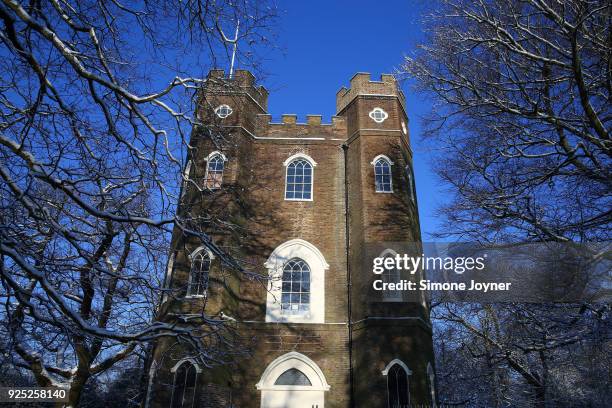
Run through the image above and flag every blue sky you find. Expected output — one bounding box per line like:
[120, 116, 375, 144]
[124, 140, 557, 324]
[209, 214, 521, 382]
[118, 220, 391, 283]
[255, 0, 444, 238]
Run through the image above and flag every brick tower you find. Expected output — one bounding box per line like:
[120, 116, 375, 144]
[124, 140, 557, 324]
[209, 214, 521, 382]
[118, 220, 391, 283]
[146, 70, 436, 408]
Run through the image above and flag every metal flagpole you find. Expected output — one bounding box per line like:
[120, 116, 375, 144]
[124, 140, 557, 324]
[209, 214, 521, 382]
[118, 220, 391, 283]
[228, 19, 240, 79]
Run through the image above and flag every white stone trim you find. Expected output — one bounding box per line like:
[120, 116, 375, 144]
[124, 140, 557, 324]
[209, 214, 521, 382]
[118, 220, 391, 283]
[369, 107, 389, 123]
[370, 154, 394, 166]
[204, 151, 228, 162]
[143, 360, 157, 408]
[283, 153, 317, 167]
[214, 104, 233, 118]
[181, 160, 193, 196]
[170, 357, 202, 373]
[427, 362, 436, 406]
[264, 239, 328, 323]
[381, 359, 412, 376]
[161, 252, 176, 303]
[188, 246, 215, 261]
[256, 351, 330, 391]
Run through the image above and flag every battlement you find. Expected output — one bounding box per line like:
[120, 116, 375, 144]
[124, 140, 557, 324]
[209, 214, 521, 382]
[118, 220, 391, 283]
[336, 72, 405, 114]
[205, 69, 269, 110]
[254, 114, 347, 139]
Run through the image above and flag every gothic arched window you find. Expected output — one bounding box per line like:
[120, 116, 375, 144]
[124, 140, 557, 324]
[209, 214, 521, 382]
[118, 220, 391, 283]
[280, 258, 310, 315]
[406, 165, 416, 203]
[170, 360, 199, 408]
[274, 368, 312, 386]
[382, 360, 411, 408]
[205, 153, 225, 189]
[372, 156, 393, 193]
[285, 159, 313, 200]
[187, 248, 211, 297]
[387, 364, 409, 407]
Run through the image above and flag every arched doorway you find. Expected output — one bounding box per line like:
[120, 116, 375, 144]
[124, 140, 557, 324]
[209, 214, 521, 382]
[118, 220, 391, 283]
[256, 352, 330, 408]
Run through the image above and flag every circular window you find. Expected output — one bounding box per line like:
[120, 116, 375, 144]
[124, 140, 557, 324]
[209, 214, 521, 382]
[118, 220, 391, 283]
[215, 104, 233, 119]
[369, 107, 388, 123]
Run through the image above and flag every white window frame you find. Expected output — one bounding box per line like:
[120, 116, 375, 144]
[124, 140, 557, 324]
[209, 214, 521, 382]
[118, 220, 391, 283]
[170, 358, 202, 408]
[283, 153, 317, 202]
[279, 258, 312, 316]
[186, 246, 215, 298]
[382, 359, 412, 408]
[214, 104, 233, 119]
[369, 107, 389, 123]
[264, 239, 328, 323]
[371, 154, 394, 193]
[204, 151, 227, 190]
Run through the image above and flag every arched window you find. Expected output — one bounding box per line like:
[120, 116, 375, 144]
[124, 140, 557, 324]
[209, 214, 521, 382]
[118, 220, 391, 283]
[285, 159, 313, 200]
[187, 248, 211, 297]
[405, 165, 416, 203]
[170, 360, 199, 408]
[281, 258, 310, 315]
[274, 368, 312, 386]
[205, 153, 225, 189]
[372, 155, 393, 193]
[265, 239, 328, 324]
[382, 360, 412, 408]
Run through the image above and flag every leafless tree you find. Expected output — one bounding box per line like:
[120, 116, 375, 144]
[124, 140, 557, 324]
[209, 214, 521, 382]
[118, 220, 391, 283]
[0, 1, 276, 406]
[402, 1, 610, 406]
[403, 0, 610, 243]
[431, 302, 609, 407]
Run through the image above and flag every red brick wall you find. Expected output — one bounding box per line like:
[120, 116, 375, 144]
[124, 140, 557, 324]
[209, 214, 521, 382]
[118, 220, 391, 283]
[149, 71, 434, 408]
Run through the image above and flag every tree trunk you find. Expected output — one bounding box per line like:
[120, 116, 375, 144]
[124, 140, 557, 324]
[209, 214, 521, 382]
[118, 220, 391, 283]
[64, 371, 89, 408]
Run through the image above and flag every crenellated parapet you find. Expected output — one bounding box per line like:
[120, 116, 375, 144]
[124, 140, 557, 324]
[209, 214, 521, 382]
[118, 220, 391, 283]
[336, 72, 406, 114]
[254, 114, 347, 139]
[205, 69, 269, 111]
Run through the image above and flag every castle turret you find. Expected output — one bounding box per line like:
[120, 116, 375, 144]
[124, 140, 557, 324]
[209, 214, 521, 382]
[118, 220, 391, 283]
[338, 73, 433, 407]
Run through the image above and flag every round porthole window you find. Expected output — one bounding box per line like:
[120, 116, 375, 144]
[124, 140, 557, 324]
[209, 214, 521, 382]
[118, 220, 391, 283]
[215, 104, 233, 119]
[369, 107, 388, 123]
